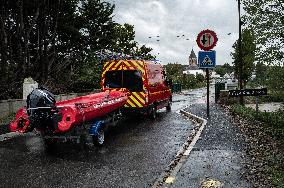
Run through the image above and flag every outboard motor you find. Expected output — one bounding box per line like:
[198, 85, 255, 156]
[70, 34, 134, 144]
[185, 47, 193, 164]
[26, 87, 57, 132]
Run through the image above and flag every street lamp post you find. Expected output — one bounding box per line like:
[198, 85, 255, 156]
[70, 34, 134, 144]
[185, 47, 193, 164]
[238, 0, 244, 105]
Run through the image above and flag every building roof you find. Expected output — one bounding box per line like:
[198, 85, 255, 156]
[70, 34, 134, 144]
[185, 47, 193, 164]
[223, 73, 230, 78]
[189, 49, 197, 59]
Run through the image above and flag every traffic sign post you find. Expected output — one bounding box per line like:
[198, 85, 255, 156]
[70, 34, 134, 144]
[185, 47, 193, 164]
[196, 29, 218, 118]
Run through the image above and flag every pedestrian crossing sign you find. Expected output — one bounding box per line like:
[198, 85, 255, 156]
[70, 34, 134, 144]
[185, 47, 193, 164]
[198, 51, 216, 68]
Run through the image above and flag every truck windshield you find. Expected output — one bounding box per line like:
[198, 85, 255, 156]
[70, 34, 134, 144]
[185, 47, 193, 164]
[104, 70, 143, 92]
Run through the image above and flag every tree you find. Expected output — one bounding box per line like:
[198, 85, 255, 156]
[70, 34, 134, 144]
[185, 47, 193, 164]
[182, 74, 197, 89]
[255, 62, 267, 85]
[111, 23, 137, 54]
[0, 0, 156, 99]
[231, 28, 256, 87]
[266, 66, 284, 99]
[222, 63, 234, 73]
[215, 63, 234, 77]
[196, 74, 205, 83]
[164, 63, 183, 82]
[215, 66, 226, 77]
[243, 0, 284, 65]
[135, 45, 155, 60]
[0, 0, 66, 97]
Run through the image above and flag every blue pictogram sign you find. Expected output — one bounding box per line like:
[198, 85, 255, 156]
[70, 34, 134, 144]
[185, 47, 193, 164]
[198, 51, 216, 69]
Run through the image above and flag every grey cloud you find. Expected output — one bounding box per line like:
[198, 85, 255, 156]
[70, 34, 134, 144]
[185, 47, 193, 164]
[109, 0, 239, 65]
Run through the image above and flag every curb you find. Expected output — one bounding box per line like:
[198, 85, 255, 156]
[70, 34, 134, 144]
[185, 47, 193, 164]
[152, 108, 207, 188]
[0, 132, 21, 142]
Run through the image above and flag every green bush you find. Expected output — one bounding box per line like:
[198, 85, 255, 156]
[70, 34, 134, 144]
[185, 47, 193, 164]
[261, 92, 284, 103]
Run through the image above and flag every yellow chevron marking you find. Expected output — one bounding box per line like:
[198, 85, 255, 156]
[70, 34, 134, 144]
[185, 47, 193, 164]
[127, 99, 136, 107]
[106, 61, 115, 70]
[107, 60, 122, 71]
[140, 92, 146, 97]
[103, 61, 109, 68]
[124, 104, 129, 107]
[103, 61, 116, 75]
[131, 61, 145, 74]
[129, 96, 143, 107]
[124, 62, 136, 70]
[137, 60, 144, 67]
[132, 92, 145, 104]
[115, 60, 123, 68]
[124, 61, 132, 68]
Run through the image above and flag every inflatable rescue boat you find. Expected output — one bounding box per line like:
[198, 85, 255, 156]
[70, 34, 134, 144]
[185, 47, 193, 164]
[10, 88, 128, 135]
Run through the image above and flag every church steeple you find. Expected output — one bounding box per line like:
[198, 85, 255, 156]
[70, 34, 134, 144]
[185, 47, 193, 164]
[189, 48, 197, 67]
[189, 48, 197, 59]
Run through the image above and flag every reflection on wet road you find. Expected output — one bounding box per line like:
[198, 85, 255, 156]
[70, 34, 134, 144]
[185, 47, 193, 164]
[0, 89, 206, 187]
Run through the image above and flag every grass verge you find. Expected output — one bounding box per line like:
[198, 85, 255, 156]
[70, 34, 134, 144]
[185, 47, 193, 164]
[230, 105, 284, 187]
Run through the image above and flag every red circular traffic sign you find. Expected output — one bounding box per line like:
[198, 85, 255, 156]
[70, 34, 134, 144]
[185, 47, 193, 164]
[196, 29, 218, 51]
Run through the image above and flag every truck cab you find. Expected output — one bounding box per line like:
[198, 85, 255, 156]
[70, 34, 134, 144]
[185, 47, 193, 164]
[101, 60, 172, 118]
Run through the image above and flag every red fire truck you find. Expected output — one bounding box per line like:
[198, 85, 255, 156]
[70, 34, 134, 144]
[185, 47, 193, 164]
[101, 60, 172, 119]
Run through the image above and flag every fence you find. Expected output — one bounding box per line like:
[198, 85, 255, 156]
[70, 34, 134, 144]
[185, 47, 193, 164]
[0, 90, 100, 119]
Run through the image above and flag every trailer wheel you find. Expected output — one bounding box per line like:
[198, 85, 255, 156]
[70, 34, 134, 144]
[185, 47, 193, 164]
[93, 128, 105, 146]
[149, 105, 157, 120]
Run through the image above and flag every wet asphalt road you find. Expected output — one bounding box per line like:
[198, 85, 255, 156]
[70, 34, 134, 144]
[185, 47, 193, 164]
[0, 89, 206, 188]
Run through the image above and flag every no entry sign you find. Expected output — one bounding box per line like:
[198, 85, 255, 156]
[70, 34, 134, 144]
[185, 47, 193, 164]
[196, 29, 218, 51]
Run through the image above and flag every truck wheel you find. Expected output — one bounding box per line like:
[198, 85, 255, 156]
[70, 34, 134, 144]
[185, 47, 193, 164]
[149, 105, 157, 120]
[166, 99, 172, 111]
[93, 128, 105, 146]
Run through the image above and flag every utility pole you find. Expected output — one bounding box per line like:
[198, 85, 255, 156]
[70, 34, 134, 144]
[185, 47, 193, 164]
[238, 0, 244, 105]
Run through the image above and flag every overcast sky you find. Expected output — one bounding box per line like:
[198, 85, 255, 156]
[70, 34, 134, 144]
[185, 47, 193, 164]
[108, 0, 240, 65]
